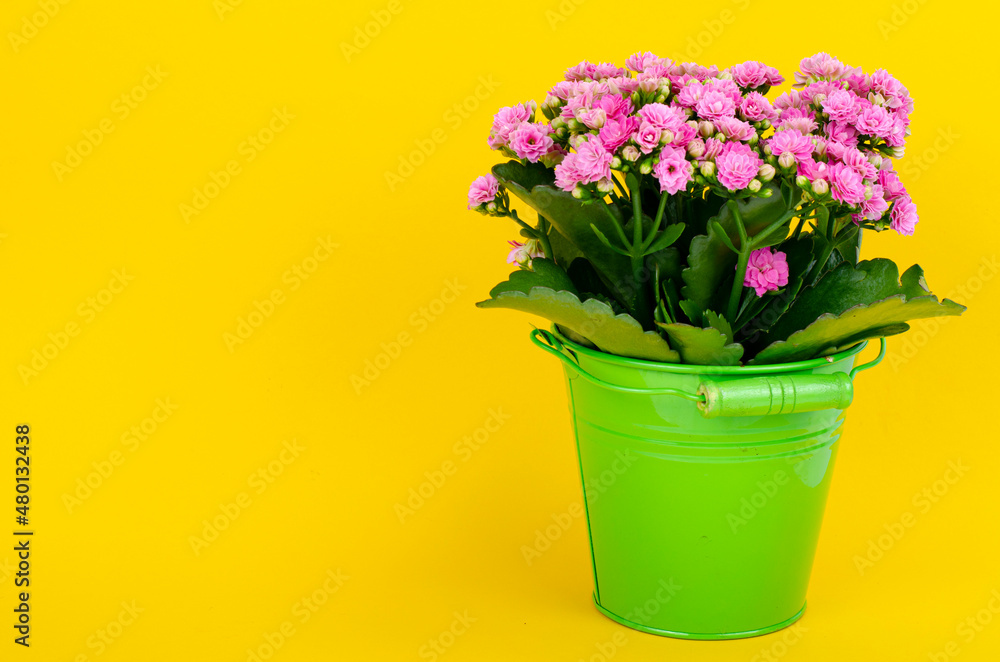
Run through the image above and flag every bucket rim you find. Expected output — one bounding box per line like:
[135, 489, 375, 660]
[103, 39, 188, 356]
[550, 326, 867, 376]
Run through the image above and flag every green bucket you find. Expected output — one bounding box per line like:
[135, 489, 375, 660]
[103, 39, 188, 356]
[530, 327, 886, 640]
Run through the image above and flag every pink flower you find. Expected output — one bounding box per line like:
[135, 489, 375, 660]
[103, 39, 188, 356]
[797, 158, 830, 183]
[626, 51, 665, 72]
[506, 240, 544, 266]
[565, 60, 597, 81]
[487, 103, 535, 150]
[739, 92, 778, 121]
[635, 122, 663, 154]
[670, 122, 698, 148]
[794, 52, 860, 88]
[890, 196, 918, 236]
[598, 116, 639, 152]
[653, 145, 693, 194]
[840, 147, 878, 181]
[695, 89, 736, 121]
[801, 80, 842, 106]
[828, 162, 866, 206]
[598, 93, 634, 121]
[768, 130, 814, 162]
[821, 89, 859, 124]
[467, 174, 499, 209]
[715, 116, 755, 142]
[774, 90, 806, 110]
[593, 62, 628, 79]
[576, 107, 607, 129]
[715, 142, 762, 191]
[854, 102, 896, 139]
[674, 81, 703, 108]
[553, 135, 613, 191]
[703, 77, 743, 103]
[859, 184, 889, 221]
[638, 103, 686, 131]
[743, 247, 789, 296]
[508, 123, 554, 163]
[729, 61, 785, 89]
[879, 167, 907, 201]
[701, 137, 724, 162]
[775, 107, 818, 134]
[824, 121, 859, 147]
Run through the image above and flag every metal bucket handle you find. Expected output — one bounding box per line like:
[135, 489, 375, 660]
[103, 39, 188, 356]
[530, 328, 887, 418]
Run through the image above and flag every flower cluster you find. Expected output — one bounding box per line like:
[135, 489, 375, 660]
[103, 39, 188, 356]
[471, 51, 919, 242]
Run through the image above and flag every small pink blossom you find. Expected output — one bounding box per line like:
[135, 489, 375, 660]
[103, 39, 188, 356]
[652, 145, 693, 195]
[487, 103, 535, 150]
[635, 122, 663, 154]
[821, 89, 859, 124]
[715, 116, 755, 142]
[824, 121, 859, 147]
[743, 247, 789, 296]
[508, 123, 554, 163]
[695, 89, 736, 121]
[890, 196, 918, 236]
[598, 116, 639, 152]
[467, 174, 500, 209]
[739, 92, 778, 121]
[506, 240, 544, 266]
[598, 93, 634, 121]
[729, 61, 785, 90]
[878, 167, 907, 201]
[576, 107, 607, 129]
[593, 62, 628, 79]
[553, 135, 613, 191]
[797, 158, 830, 183]
[626, 51, 666, 72]
[854, 102, 896, 139]
[857, 183, 889, 221]
[564, 60, 597, 81]
[840, 147, 878, 181]
[828, 162, 867, 206]
[674, 81, 703, 108]
[768, 130, 814, 162]
[794, 52, 860, 88]
[715, 142, 762, 191]
[775, 107, 818, 134]
[638, 103, 686, 131]
[670, 122, 698, 148]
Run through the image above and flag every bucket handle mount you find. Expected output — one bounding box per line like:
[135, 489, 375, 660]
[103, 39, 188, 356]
[529, 328, 887, 418]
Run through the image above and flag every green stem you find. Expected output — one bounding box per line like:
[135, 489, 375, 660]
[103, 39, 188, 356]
[600, 201, 632, 249]
[630, 176, 644, 251]
[726, 199, 749, 323]
[749, 203, 817, 250]
[628, 175, 652, 327]
[641, 191, 670, 253]
[536, 215, 553, 260]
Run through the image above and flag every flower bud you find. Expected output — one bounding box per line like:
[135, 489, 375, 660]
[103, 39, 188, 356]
[757, 164, 775, 182]
[699, 121, 715, 138]
[639, 160, 653, 175]
[622, 145, 640, 162]
[569, 133, 587, 149]
[760, 119, 771, 131]
[867, 152, 883, 169]
[686, 138, 706, 159]
[597, 178, 614, 194]
[486, 201, 497, 213]
[890, 146, 905, 159]
[611, 156, 622, 169]
[566, 118, 581, 132]
[868, 92, 886, 106]
[655, 93, 667, 104]
[748, 179, 762, 193]
[778, 151, 796, 170]
[760, 187, 773, 197]
[864, 184, 873, 201]
[795, 175, 809, 188]
[660, 129, 674, 145]
[572, 185, 588, 200]
[749, 133, 759, 146]
[812, 178, 829, 196]
[811, 93, 827, 106]
[717, 71, 734, 81]
[700, 161, 716, 178]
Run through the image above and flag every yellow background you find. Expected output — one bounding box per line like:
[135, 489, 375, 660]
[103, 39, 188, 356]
[1, 0, 998, 660]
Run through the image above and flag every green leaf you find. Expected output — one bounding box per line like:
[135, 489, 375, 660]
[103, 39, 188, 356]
[487, 258, 577, 298]
[643, 223, 686, 255]
[478, 287, 681, 363]
[657, 322, 744, 366]
[492, 161, 634, 309]
[678, 298, 703, 327]
[749, 263, 966, 364]
[567, 258, 615, 303]
[703, 310, 734, 345]
[590, 223, 632, 256]
[680, 184, 799, 315]
[761, 259, 904, 345]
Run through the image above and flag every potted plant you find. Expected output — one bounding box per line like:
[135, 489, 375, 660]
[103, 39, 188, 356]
[466, 52, 965, 639]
